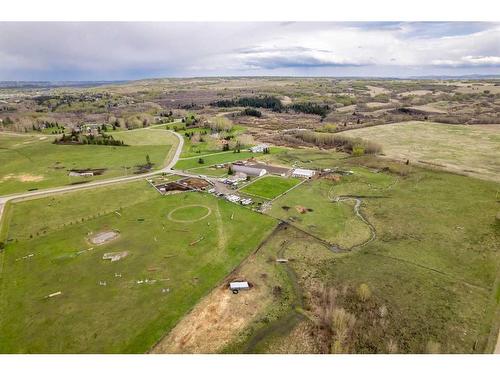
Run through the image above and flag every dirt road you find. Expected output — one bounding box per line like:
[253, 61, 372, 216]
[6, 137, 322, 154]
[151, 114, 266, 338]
[0, 129, 184, 224]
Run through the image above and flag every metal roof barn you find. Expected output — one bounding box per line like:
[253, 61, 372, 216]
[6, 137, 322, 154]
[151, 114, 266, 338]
[229, 281, 250, 290]
[232, 164, 267, 177]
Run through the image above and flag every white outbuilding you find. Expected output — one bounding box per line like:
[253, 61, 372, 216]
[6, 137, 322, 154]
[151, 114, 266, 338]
[292, 168, 316, 179]
[250, 144, 269, 153]
[229, 281, 250, 293]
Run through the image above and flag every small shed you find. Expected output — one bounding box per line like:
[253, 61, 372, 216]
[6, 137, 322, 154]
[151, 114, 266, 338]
[250, 144, 269, 153]
[229, 281, 250, 294]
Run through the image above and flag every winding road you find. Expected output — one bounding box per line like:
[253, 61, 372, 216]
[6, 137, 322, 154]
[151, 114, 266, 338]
[0, 129, 184, 225]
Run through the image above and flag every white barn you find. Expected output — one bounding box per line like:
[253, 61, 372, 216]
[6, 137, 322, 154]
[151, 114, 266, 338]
[232, 164, 267, 177]
[292, 168, 315, 179]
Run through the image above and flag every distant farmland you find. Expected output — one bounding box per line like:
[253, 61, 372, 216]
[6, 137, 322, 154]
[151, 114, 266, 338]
[343, 121, 500, 182]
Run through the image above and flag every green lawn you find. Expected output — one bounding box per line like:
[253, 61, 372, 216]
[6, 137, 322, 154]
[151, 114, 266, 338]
[187, 166, 229, 177]
[0, 129, 176, 195]
[0, 182, 276, 353]
[240, 176, 302, 200]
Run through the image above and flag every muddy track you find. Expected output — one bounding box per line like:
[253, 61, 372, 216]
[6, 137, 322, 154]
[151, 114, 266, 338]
[242, 195, 380, 351]
[276, 194, 378, 253]
[243, 237, 305, 353]
[336, 196, 377, 250]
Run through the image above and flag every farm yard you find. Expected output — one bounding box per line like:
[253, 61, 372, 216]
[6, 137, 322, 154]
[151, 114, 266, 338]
[160, 158, 500, 354]
[0, 128, 177, 195]
[0, 182, 276, 353]
[173, 147, 285, 171]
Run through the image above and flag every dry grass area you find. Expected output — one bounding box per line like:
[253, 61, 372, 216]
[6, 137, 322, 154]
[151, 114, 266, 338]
[455, 84, 500, 94]
[1, 173, 45, 182]
[366, 85, 390, 96]
[343, 121, 500, 182]
[151, 281, 270, 353]
[151, 234, 281, 353]
[399, 90, 434, 97]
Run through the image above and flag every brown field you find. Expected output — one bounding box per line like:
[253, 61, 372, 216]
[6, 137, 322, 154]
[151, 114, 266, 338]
[343, 121, 500, 182]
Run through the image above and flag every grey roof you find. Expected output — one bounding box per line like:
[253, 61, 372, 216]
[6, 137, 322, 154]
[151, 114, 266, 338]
[230, 281, 250, 289]
[232, 164, 266, 176]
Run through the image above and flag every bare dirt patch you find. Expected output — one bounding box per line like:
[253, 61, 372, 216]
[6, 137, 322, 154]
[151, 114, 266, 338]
[102, 251, 129, 262]
[89, 230, 120, 245]
[366, 85, 390, 96]
[180, 177, 211, 190]
[1, 173, 45, 182]
[152, 276, 268, 353]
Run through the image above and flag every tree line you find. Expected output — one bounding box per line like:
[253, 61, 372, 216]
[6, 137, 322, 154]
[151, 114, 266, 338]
[54, 131, 126, 146]
[212, 95, 333, 119]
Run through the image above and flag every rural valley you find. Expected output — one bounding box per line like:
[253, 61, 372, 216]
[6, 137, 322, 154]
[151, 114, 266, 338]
[0, 76, 499, 354]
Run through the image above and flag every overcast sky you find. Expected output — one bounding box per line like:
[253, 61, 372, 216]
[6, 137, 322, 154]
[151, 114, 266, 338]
[0, 22, 499, 81]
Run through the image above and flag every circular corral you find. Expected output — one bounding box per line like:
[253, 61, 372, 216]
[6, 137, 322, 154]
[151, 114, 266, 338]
[167, 204, 212, 223]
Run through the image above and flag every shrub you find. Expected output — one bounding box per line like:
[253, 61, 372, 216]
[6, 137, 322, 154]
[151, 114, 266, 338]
[289, 130, 382, 155]
[318, 123, 337, 133]
[352, 145, 365, 157]
[240, 108, 262, 117]
[356, 283, 371, 302]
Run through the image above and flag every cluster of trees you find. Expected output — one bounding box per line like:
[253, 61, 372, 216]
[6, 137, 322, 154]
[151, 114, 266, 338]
[290, 103, 331, 119]
[54, 131, 126, 146]
[108, 117, 124, 128]
[32, 121, 65, 133]
[182, 114, 198, 126]
[287, 130, 381, 155]
[212, 96, 283, 112]
[1, 116, 14, 125]
[207, 116, 234, 132]
[157, 110, 175, 123]
[123, 113, 154, 129]
[185, 130, 207, 143]
[240, 108, 262, 117]
[213, 96, 336, 119]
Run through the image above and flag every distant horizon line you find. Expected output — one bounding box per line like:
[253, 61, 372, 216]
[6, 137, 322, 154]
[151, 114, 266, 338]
[1, 73, 499, 85]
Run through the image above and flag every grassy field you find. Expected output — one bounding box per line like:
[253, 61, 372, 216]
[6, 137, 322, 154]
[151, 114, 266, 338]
[186, 166, 229, 177]
[0, 182, 276, 353]
[260, 147, 349, 169]
[240, 176, 302, 200]
[266, 171, 386, 249]
[111, 128, 175, 146]
[342, 121, 500, 182]
[0, 129, 176, 195]
[163, 124, 247, 158]
[174, 147, 285, 171]
[235, 158, 500, 353]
